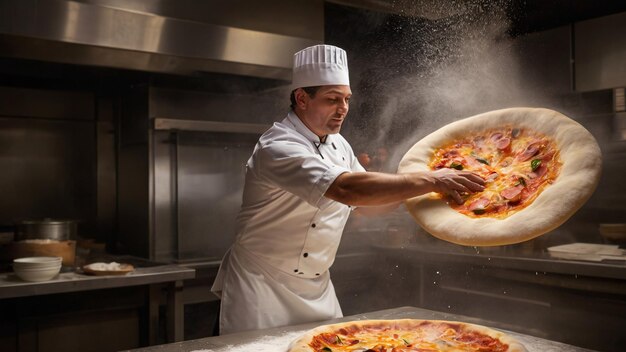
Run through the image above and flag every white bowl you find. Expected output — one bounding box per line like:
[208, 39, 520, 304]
[13, 261, 61, 267]
[13, 265, 61, 282]
[13, 257, 62, 282]
[14, 256, 62, 264]
[13, 261, 61, 268]
[13, 265, 62, 271]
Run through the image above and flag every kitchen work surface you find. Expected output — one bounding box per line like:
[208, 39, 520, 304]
[547, 243, 626, 262]
[125, 306, 596, 352]
[0, 256, 195, 344]
[0, 258, 195, 299]
[375, 243, 626, 281]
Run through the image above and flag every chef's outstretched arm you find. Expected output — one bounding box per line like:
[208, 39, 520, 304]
[325, 168, 485, 207]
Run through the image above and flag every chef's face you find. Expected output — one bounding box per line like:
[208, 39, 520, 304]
[296, 85, 352, 137]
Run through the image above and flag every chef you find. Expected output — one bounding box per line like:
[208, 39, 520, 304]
[211, 44, 484, 334]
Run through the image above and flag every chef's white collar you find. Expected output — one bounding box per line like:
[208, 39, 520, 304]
[287, 111, 332, 145]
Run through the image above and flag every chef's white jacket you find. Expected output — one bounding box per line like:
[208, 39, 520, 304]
[211, 111, 365, 334]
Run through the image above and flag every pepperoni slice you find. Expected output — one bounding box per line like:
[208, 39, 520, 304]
[539, 150, 555, 162]
[500, 185, 524, 202]
[517, 142, 542, 161]
[490, 132, 503, 142]
[496, 137, 511, 150]
[468, 197, 490, 213]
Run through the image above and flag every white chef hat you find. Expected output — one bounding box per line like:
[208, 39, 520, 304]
[292, 44, 350, 89]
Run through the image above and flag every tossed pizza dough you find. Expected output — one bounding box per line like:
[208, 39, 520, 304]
[287, 319, 527, 352]
[398, 107, 601, 246]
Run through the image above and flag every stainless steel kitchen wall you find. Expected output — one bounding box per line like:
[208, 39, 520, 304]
[154, 130, 259, 262]
[149, 85, 289, 262]
[575, 11, 626, 92]
[0, 87, 93, 222]
[117, 84, 151, 257]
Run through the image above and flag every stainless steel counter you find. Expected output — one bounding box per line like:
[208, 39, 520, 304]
[376, 243, 626, 281]
[0, 263, 195, 299]
[0, 257, 195, 344]
[125, 306, 596, 351]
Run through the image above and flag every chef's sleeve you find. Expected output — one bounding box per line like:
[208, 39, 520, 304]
[349, 152, 366, 173]
[255, 140, 351, 209]
[337, 134, 365, 173]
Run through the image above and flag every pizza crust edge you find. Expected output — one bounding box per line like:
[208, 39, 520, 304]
[286, 319, 528, 352]
[398, 107, 602, 246]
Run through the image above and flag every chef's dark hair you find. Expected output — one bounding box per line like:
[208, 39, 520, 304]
[290, 86, 321, 111]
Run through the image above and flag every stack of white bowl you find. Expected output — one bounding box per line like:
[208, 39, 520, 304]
[13, 256, 62, 282]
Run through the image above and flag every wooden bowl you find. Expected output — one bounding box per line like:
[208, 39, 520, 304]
[0, 240, 75, 266]
[599, 224, 626, 243]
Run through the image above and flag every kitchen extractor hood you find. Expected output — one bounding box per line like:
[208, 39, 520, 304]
[0, 0, 323, 80]
[326, 0, 469, 20]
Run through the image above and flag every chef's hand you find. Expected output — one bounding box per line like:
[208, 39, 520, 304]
[427, 169, 485, 204]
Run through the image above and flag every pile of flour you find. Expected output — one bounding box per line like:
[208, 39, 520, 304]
[84, 262, 125, 271]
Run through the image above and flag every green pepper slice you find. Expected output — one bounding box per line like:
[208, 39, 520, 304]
[450, 162, 463, 170]
[476, 157, 490, 165]
[531, 159, 541, 171]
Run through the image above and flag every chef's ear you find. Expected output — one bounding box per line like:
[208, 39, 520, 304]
[294, 88, 309, 110]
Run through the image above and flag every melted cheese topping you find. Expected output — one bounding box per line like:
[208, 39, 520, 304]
[429, 127, 562, 218]
[308, 321, 509, 351]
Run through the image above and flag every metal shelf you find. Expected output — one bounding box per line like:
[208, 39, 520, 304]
[153, 118, 270, 134]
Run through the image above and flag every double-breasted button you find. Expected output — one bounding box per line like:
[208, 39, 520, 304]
[311, 223, 316, 228]
[303, 253, 309, 258]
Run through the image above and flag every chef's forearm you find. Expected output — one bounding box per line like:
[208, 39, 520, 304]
[325, 171, 434, 206]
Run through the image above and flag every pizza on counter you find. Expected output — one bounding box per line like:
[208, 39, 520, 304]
[398, 108, 602, 246]
[287, 319, 527, 352]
